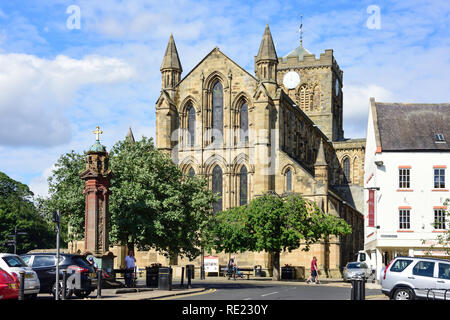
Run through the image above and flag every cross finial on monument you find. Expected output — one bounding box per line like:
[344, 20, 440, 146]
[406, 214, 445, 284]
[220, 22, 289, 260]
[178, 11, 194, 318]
[93, 126, 103, 141]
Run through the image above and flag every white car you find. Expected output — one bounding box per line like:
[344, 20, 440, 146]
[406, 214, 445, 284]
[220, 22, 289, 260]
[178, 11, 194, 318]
[343, 262, 373, 282]
[382, 256, 450, 300]
[0, 253, 40, 299]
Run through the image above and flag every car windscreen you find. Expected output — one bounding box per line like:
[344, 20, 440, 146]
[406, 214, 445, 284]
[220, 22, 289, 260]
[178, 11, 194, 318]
[347, 262, 361, 269]
[2, 256, 27, 268]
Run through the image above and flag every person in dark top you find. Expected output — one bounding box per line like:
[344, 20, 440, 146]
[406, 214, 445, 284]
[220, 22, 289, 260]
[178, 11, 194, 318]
[228, 256, 237, 280]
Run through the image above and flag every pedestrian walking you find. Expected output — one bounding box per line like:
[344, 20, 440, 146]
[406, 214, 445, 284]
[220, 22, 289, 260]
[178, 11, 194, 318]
[228, 256, 237, 280]
[305, 256, 320, 284]
[125, 249, 136, 288]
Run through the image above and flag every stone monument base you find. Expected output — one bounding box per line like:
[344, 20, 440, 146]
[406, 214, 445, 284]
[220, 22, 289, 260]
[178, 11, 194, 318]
[91, 251, 116, 273]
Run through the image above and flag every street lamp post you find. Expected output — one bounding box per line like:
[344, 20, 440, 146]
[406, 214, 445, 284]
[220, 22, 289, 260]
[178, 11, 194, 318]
[52, 210, 61, 300]
[201, 247, 205, 280]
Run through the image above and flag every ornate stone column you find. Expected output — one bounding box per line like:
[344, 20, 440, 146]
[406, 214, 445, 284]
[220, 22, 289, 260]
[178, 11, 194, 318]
[80, 126, 115, 272]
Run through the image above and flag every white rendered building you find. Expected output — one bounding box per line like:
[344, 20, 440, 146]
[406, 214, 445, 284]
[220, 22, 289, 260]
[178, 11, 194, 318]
[364, 98, 450, 281]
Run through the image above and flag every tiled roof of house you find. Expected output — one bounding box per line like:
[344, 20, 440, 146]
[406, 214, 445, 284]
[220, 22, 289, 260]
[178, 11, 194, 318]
[374, 102, 450, 151]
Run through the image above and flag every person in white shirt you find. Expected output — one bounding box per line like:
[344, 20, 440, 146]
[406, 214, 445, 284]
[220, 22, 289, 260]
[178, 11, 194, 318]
[124, 250, 136, 287]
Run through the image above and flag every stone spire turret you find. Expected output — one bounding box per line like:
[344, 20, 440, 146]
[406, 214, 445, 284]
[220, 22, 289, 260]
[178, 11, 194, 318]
[315, 139, 328, 167]
[161, 34, 182, 89]
[255, 24, 278, 84]
[126, 126, 135, 144]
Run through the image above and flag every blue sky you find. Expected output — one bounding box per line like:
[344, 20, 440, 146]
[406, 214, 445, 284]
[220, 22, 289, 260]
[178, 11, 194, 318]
[0, 0, 449, 197]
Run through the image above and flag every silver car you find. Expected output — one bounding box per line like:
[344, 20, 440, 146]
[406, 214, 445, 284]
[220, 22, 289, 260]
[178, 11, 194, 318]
[343, 262, 372, 282]
[382, 256, 450, 300]
[0, 253, 40, 298]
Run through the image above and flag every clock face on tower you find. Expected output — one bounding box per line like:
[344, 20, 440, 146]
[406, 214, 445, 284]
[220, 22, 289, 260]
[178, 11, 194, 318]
[283, 71, 300, 89]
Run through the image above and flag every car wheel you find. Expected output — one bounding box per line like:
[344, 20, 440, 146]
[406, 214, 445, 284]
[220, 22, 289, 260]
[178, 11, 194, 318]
[393, 288, 415, 300]
[51, 281, 73, 299]
[74, 289, 92, 299]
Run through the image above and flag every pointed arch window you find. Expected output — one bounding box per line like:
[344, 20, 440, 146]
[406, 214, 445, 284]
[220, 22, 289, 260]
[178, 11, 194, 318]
[187, 104, 196, 147]
[240, 101, 249, 143]
[188, 167, 195, 178]
[343, 157, 350, 183]
[212, 81, 223, 143]
[286, 168, 292, 192]
[239, 166, 248, 206]
[212, 165, 223, 213]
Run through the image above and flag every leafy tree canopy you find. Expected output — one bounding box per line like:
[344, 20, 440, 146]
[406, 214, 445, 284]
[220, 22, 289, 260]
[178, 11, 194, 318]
[207, 193, 352, 280]
[41, 136, 217, 260]
[0, 172, 56, 254]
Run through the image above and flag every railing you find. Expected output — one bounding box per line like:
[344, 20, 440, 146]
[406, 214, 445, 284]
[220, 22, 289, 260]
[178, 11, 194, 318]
[414, 288, 450, 300]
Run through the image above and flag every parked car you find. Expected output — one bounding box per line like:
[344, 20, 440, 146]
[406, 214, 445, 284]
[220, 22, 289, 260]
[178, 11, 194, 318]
[0, 253, 40, 299]
[20, 253, 97, 299]
[343, 262, 373, 282]
[0, 267, 19, 300]
[382, 256, 450, 300]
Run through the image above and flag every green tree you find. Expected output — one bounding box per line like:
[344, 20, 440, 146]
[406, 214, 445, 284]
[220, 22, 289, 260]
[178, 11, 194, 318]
[37, 151, 85, 243]
[422, 198, 450, 257]
[109, 136, 217, 259]
[42, 136, 217, 260]
[209, 193, 352, 280]
[0, 172, 56, 254]
[205, 206, 253, 254]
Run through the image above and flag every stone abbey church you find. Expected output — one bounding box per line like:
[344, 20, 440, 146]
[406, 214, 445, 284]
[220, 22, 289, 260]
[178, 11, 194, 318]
[150, 25, 366, 277]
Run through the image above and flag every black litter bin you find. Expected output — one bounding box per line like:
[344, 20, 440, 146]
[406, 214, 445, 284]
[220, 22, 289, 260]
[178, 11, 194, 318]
[158, 267, 172, 291]
[281, 266, 295, 280]
[186, 264, 195, 279]
[254, 265, 262, 277]
[146, 266, 159, 287]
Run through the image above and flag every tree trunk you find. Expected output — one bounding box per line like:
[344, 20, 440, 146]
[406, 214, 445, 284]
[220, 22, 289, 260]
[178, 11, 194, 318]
[272, 251, 280, 281]
[127, 241, 134, 254]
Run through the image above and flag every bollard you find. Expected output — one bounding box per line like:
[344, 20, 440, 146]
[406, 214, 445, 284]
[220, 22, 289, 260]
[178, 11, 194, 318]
[360, 276, 366, 300]
[187, 266, 192, 289]
[18, 271, 25, 301]
[180, 267, 185, 288]
[350, 276, 366, 300]
[96, 270, 102, 299]
[200, 265, 205, 280]
[62, 270, 67, 300]
[351, 278, 361, 300]
[350, 279, 355, 300]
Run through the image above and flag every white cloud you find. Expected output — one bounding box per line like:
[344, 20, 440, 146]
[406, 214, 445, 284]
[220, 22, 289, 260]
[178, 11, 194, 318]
[343, 83, 394, 138]
[0, 53, 135, 147]
[29, 165, 55, 198]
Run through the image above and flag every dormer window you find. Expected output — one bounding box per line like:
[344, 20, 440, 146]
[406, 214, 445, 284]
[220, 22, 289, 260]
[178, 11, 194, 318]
[435, 134, 445, 142]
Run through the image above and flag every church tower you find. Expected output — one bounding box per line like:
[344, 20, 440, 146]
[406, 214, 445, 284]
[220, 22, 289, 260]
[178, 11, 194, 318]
[156, 34, 182, 153]
[277, 28, 344, 141]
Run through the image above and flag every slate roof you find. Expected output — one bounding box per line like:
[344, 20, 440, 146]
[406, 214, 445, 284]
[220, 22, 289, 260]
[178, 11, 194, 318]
[374, 102, 450, 151]
[282, 45, 312, 62]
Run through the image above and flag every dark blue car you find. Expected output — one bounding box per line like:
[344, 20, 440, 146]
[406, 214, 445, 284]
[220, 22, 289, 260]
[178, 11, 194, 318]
[21, 253, 97, 299]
